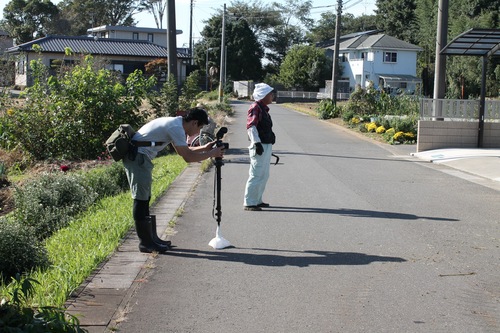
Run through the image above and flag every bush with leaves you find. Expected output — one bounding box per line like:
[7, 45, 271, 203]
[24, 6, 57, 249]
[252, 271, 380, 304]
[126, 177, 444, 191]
[178, 70, 202, 111]
[0, 219, 49, 282]
[343, 85, 378, 117]
[80, 162, 129, 200]
[3, 54, 155, 160]
[14, 173, 98, 240]
[148, 73, 179, 117]
[0, 274, 86, 332]
[316, 99, 340, 119]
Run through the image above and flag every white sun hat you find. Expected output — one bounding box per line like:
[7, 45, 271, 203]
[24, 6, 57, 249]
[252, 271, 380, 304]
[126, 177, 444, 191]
[252, 83, 274, 101]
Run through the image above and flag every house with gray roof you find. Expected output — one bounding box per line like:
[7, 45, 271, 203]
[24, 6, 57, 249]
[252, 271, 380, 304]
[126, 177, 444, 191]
[325, 33, 422, 95]
[5, 34, 190, 87]
[86, 25, 184, 48]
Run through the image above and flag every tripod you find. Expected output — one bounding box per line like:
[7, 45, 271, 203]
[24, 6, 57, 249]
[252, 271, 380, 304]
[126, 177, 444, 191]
[209, 128, 231, 249]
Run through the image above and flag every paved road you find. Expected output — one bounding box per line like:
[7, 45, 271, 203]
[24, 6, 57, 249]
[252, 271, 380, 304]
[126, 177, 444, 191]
[116, 101, 500, 333]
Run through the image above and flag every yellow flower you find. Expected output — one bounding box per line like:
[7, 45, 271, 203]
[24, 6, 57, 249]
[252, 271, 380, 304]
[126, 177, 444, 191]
[351, 117, 360, 124]
[385, 128, 395, 136]
[7, 109, 14, 116]
[393, 131, 405, 142]
[404, 132, 415, 139]
[376, 125, 386, 134]
[366, 122, 377, 132]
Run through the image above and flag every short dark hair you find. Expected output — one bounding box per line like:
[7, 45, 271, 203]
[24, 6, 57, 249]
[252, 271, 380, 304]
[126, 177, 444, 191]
[183, 107, 209, 125]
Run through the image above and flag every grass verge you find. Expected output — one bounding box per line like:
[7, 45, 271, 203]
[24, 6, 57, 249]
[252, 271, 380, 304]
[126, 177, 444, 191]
[0, 154, 188, 308]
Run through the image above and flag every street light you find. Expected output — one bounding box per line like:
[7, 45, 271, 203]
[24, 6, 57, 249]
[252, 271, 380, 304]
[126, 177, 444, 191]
[206, 47, 214, 91]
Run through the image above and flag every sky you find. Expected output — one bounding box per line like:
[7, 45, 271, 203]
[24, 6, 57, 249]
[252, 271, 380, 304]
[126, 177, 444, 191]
[0, 0, 377, 48]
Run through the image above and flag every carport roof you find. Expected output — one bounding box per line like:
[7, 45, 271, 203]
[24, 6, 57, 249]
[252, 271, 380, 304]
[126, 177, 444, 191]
[440, 28, 500, 57]
[378, 74, 422, 83]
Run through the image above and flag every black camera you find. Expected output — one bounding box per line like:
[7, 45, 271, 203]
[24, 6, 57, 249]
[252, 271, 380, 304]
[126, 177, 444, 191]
[215, 127, 229, 150]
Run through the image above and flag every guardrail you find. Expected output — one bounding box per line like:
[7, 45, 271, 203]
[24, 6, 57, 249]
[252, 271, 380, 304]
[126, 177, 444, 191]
[420, 98, 500, 121]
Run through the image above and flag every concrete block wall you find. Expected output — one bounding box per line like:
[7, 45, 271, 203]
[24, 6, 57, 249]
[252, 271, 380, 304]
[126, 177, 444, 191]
[417, 120, 500, 152]
[483, 122, 500, 148]
[233, 81, 254, 98]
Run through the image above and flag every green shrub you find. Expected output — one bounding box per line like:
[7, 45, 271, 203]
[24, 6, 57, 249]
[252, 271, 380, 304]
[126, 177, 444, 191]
[316, 99, 340, 119]
[387, 115, 418, 133]
[341, 107, 356, 123]
[3, 55, 154, 160]
[14, 174, 98, 240]
[0, 219, 49, 282]
[148, 73, 179, 117]
[81, 162, 129, 200]
[203, 89, 221, 101]
[179, 70, 202, 111]
[0, 274, 86, 332]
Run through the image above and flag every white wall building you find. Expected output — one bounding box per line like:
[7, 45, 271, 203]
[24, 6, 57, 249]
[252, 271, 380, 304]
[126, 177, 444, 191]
[87, 25, 183, 48]
[326, 33, 422, 95]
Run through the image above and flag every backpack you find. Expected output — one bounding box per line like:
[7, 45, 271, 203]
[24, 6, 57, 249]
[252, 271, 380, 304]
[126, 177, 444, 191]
[105, 124, 137, 161]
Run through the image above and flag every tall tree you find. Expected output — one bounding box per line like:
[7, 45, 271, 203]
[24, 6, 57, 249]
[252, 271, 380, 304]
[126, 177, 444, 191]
[194, 14, 264, 82]
[138, 0, 166, 29]
[263, 24, 304, 74]
[58, 0, 139, 36]
[262, 0, 313, 73]
[307, 12, 378, 44]
[2, 0, 59, 44]
[415, 0, 438, 96]
[227, 0, 280, 37]
[279, 44, 331, 90]
[375, 0, 418, 44]
[444, 0, 500, 98]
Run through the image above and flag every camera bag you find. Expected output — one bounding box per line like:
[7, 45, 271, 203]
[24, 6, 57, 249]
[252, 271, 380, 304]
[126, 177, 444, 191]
[105, 124, 137, 161]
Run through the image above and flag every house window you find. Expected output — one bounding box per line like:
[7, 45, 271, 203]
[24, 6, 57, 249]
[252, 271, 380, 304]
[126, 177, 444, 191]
[100, 32, 106, 38]
[133, 32, 139, 40]
[361, 52, 367, 59]
[106, 64, 124, 73]
[148, 33, 153, 43]
[384, 52, 397, 63]
[341, 53, 347, 62]
[400, 82, 407, 89]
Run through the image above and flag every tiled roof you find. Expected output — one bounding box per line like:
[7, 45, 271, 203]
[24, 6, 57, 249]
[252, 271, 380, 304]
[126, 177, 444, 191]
[336, 34, 422, 52]
[316, 30, 382, 48]
[6, 35, 190, 58]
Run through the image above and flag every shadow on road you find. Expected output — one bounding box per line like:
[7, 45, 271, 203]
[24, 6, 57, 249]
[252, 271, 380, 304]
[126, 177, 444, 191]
[166, 248, 407, 267]
[223, 148, 413, 166]
[272, 150, 413, 163]
[264, 206, 459, 222]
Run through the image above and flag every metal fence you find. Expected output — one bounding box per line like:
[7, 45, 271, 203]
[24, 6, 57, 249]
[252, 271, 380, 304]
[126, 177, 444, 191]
[276, 90, 350, 102]
[420, 98, 500, 121]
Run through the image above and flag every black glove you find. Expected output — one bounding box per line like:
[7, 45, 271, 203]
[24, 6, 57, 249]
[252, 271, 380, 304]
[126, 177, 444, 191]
[255, 142, 264, 155]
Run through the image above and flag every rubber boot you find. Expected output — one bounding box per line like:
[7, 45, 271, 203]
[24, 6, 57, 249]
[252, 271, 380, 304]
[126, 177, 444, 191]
[134, 218, 170, 253]
[149, 215, 172, 247]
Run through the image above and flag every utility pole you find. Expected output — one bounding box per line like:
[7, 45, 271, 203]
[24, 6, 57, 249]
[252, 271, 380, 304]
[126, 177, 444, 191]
[218, 4, 226, 102]
[189, 0, 194, 65]
[330, 0, 343, 104]
[167, 0, 178, 85]
[432, 0, 449, 119]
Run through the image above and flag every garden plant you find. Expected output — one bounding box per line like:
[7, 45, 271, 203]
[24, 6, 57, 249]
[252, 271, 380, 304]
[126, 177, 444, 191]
[317, 84, 419, 144]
